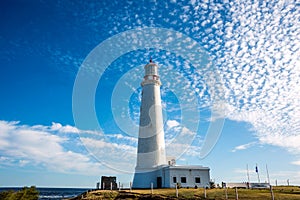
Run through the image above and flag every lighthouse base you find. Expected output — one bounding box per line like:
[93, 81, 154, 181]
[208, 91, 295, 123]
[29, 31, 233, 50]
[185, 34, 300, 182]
[132, 166, 166, 188]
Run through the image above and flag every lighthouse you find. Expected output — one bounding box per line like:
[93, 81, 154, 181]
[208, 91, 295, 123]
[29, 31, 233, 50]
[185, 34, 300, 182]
[132, 59, 167, 188]
[132, 60, 210, 189]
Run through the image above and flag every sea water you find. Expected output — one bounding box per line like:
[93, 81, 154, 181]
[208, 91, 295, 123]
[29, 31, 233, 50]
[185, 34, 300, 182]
[0, 187, 90, 200]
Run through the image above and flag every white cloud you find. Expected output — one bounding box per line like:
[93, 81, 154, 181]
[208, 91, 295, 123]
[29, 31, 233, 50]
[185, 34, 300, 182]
[0, 120, 143, 174]
[232, 142, 257, 152]
[258, 134, 300, 154]
[231, 167, 300, 185]
[51, 122, 79, 133]
[80, 137, 136, 173]
[0, 120, 110, 175]
[166, 120, 180, 129]
[291, 160, 300, 166]
[267, 170, 300, 186]
[0, 119, 208, 174]
[181, 127, 195, 136]
[166, 127, 202, 158]
[207, 0, 300, 157]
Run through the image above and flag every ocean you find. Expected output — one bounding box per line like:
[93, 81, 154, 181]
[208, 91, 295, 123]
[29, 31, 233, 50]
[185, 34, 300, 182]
[0, 187, 90, 200]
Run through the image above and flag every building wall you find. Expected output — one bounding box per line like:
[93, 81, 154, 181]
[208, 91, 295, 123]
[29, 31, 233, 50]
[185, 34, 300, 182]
[162, 167, 170, 188]
[133, 166, 210, 188]
[132, 169, 161, 188]
[165, 167, 210, 188]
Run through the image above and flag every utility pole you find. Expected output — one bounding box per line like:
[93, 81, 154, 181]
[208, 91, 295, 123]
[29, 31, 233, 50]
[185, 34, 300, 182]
[247, 164, 250, 185]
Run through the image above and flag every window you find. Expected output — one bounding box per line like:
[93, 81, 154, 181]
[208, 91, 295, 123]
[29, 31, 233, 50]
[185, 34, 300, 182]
[173, 177, 177, 183]
[181, 177, 187, 183]
[195, 177, 201, 183]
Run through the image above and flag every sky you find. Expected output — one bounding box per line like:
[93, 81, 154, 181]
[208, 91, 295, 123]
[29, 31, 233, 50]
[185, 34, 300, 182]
[0, 0, 299, 188]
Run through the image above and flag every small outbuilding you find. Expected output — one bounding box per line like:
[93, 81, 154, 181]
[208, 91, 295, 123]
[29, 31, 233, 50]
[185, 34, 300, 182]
[101, 176, 118, 190]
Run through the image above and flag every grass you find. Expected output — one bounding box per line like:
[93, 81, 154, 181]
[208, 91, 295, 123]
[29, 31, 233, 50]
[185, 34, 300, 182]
[68, 186, 300, 200]
[0, 186, 39, 200]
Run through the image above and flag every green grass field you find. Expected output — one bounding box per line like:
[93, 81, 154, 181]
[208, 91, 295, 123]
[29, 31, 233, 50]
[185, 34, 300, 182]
[69, 186, 300, 200]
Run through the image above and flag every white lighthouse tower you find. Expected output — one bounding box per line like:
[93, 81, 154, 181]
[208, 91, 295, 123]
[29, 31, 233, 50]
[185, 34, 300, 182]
[132, 59, 167, 188]
[132, 59, 211, 189]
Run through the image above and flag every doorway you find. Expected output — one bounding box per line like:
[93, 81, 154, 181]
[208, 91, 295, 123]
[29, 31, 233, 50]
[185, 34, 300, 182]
[157, 177, 162, 188]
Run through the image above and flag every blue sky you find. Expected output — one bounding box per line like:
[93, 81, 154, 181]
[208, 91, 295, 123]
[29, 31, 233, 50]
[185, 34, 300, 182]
[0, 0, 299, 187]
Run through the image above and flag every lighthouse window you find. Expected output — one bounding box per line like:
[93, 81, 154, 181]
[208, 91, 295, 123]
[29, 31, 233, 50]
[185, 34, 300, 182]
[146, 66, 158, 75]
[150, 67, 154, 74]
[181, 177, 187, 183]
[195, 177, 201, 183]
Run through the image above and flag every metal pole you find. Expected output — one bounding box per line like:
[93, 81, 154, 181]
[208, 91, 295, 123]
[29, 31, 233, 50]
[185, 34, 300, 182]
[110, 182, 112, 191]
[119, 182, 121, 191]
[225, 186, 228, 200]
[204, 187, 207, 198]
[151, 182, 153, 194]
[247, 164, 250, 185]
[266, 164, 270, 184]
[270, 185, 274, 200]
[235, 187, 239, 200]
[130, 182, 132, 192]
[175, 184, 178, 198]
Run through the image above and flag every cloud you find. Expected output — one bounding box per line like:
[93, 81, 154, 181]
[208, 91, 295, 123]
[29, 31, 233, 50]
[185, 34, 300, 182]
[232, 142, 257, 152]
[0, 120, 107, 175]
[51, 122, 79, 133]
[0, 119, 209, 174]
[232, 167, 300, 185]
[0, 120, 142, 174]
[202, 0, 300, 157]
[80, 137, 137, 173]
[166, 120, 180, 129]
[166, 125, 202, 158]
[265, 170, 300, 185]
[291, 160, 300, 166]
[258, 134, 300, 154]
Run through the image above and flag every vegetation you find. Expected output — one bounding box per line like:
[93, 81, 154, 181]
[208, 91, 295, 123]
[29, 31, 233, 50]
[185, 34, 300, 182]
[0, 186, 39, 200]
[68, 186, 300, 200]
[209, 181, 216, 189]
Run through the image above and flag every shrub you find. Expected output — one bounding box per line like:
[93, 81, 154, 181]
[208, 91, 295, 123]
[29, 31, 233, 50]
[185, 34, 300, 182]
[209, 181, 216, 189]
[0, 186, 39, 200]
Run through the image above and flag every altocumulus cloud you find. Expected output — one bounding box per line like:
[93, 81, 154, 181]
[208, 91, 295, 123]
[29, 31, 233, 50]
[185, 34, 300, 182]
[210, 1, 300, 163]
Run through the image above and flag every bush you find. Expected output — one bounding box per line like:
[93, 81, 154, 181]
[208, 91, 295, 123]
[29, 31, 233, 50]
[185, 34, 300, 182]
[0, 186, 39, 200]
[209, 181, 216, 189]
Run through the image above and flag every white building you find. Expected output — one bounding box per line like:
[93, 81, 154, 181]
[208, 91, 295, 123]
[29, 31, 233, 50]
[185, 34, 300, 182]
[161, 165, 210, 188]
[132, 60, 210, 188]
